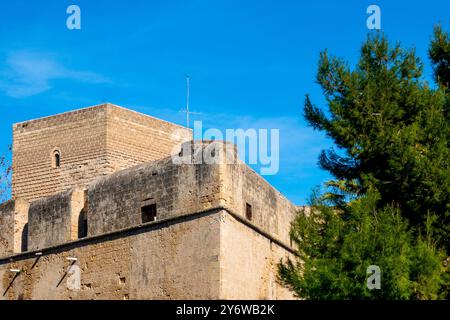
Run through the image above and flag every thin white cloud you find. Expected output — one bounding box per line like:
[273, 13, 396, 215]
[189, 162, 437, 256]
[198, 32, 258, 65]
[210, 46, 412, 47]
[199, 112, 333, 202]
[198, 112, 331, 166]
[0, 51, 110, 98]
[128, 104, 331, 169]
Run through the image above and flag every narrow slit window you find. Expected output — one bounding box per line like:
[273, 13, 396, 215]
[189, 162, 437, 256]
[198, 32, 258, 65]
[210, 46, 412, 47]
[21, 223, 28, 252]
[78, 209, 88, 239]
[141, 203, 157, 223]
[55, 153, 60, 167]
[245, 203, 252, 221]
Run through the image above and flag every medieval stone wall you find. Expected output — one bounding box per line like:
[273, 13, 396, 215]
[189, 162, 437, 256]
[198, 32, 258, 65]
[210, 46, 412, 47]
[12, 104, 191, 202]
[12, 105, 110, 202]
[87, 155, 222, 237]
[3, 140, 297, 259]
[27, 189, 88, 251]
[0, 209, 294, 300]
[0, 211, 222, 300]
[219, 212, 295, 300]
[0, 201, 14, 257]
[0, 199, 29, 256]
[105, 105, 192, 172]
[221, 162, 297, 246]
[2, 105, 299, 300]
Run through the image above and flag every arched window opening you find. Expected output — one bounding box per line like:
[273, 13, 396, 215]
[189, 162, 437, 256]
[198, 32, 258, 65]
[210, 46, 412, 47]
[52, 148, 61, 168]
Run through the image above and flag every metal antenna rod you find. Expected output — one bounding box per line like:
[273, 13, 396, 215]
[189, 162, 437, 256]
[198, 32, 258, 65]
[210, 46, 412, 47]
[186, 75, 190, 128]
[179, 75, 201, 128]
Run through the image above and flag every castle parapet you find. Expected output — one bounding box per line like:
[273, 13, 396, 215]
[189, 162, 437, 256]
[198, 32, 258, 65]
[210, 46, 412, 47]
[1, 140, 297, 257]
[0, 198, 29, 257]
[28, 188, 87, 251]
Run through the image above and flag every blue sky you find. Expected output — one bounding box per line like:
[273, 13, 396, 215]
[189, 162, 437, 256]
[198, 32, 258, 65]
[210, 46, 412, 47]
[0, 0, 448, 204]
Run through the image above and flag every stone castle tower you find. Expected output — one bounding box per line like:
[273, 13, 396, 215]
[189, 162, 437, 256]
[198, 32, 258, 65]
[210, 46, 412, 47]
[0, 104, 297, 300]
[12, 104, 191, 202]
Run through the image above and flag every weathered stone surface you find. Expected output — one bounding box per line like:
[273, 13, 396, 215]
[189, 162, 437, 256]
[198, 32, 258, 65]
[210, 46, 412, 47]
[0, 105, 300, 300]
[219, 212, 294, 300]
[0, 199, 29, 256]
[12, 104, 191, 202]
[86, 143, 225, 236]
[0, 201, 14, 257]
[28, 189, 87, 251]
[0, 210, 294, 300]
[0, 211, 221, 300]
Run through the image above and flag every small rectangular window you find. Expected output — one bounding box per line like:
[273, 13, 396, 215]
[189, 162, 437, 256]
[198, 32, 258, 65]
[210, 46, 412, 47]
[141, 203, 157, 223]
[245, 203, 252, 221]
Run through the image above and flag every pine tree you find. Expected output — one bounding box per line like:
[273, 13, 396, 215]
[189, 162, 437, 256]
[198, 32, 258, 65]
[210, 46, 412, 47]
[303, 31, 450, 249]
[279, 28, 450, 299]
[279, 190, 446, 299]
[430, 25, 450, 90]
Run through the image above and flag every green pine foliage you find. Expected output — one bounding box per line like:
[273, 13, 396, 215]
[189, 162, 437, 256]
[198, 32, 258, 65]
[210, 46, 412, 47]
[303, 32, 450, 246]
[430, 25, 450, 90]
[279, 27, 450, 299]
[279, 190, 446, 299]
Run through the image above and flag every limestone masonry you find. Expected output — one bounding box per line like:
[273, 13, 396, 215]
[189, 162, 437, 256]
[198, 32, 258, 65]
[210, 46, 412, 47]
[0, 103, 297, 300]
